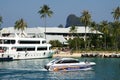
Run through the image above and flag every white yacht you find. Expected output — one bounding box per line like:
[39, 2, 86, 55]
[0, 32, 54, 61]
[44, 58, 96, 71]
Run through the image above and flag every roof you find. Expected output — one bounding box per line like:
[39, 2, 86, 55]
[1, 26, 101, 34]
[46, 35, 66, 43]
[45, 26, 101, 34]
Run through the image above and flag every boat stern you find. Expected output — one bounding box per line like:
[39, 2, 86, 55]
[89, 62, 96, 66]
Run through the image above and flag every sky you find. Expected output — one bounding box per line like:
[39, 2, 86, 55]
[0, 0, 120, 28]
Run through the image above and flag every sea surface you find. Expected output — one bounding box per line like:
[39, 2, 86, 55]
[0, 58, 120, 80]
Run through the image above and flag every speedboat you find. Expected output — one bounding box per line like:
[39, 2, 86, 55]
[44, 58, 96, 71]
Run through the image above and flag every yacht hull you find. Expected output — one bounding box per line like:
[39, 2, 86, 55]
[0, 51, 54, 61]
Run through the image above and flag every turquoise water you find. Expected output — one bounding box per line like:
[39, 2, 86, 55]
[0, 58, 120, 80]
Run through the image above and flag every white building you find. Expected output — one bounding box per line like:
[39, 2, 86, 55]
[0, 26, 102, 44]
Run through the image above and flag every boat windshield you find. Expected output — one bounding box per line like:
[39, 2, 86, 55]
[56, 59, 79, 64]
[50, 58, 60, 63]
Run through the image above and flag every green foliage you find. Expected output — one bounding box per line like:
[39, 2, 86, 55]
[80, 10, 91, 27]
[112, 6, 120, 20]
[111, 6, 120, 52]
[67, 38, 84, 50]
[69, 25, 77, 33]
[14, 18, 27, 32]
[80, 10, 91, 51]
[38, 4, 53, 19]
[49, 40, 62, 47]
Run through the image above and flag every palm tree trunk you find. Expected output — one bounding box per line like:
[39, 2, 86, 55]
[85, 26, 87, 53]
[105, 35, 107, 50]
[115, 33, 118, 53]
[44, 17, 46, 39]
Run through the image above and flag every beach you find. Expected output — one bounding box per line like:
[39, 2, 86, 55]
[53, 52, 81, 58]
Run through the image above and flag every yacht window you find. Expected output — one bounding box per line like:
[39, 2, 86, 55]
[37, 47, 47, 51]
[16, 48, 24, 51]
[42, 41, 46, 44]
[16, 47, 35, 51]
[26, 47, 35, 51]
[0, 39, 15, 44]
[49, 47, 51, 50]
[19, 40, 40, 44]
[43, 52, 46, 55]
[11, 47, 16, 50]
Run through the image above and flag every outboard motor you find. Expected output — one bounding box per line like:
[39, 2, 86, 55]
[44, 65, 49, 71]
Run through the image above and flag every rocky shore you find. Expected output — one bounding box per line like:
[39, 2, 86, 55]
[53, 51, 120, 58]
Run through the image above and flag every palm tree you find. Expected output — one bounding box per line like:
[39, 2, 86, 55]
[90, 21, 98, 33]
[111, 6, 120, 53]
[100, 20, 109, 50]
[69, 25, 78, 51]
[80, 10, 91, 51]
[69, 25, 77, 35]
[89, 21, 97, 50]
[38, 4, 53, 39]
[111, 21, 120, 51]
[112, 6, 120, 21]
[14, 18, 27, 33]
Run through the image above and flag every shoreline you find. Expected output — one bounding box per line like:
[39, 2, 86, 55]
[53, 53, 81, 58]
[53, 51, 120, 58]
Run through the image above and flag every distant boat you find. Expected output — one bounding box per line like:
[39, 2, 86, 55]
[44, 58, 96, 71]
[0, 32, 54, 61]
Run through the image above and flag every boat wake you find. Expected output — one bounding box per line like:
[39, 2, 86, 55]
[2, 68, 48, 72]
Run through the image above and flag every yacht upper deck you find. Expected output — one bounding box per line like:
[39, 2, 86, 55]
[0, 32, 47, 45]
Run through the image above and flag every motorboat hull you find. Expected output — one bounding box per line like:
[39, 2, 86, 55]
[48, 65, 93, 71]
[44, 58, 96, 71]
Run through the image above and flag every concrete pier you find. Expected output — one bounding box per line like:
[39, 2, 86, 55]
[53, 51, 120, 58]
